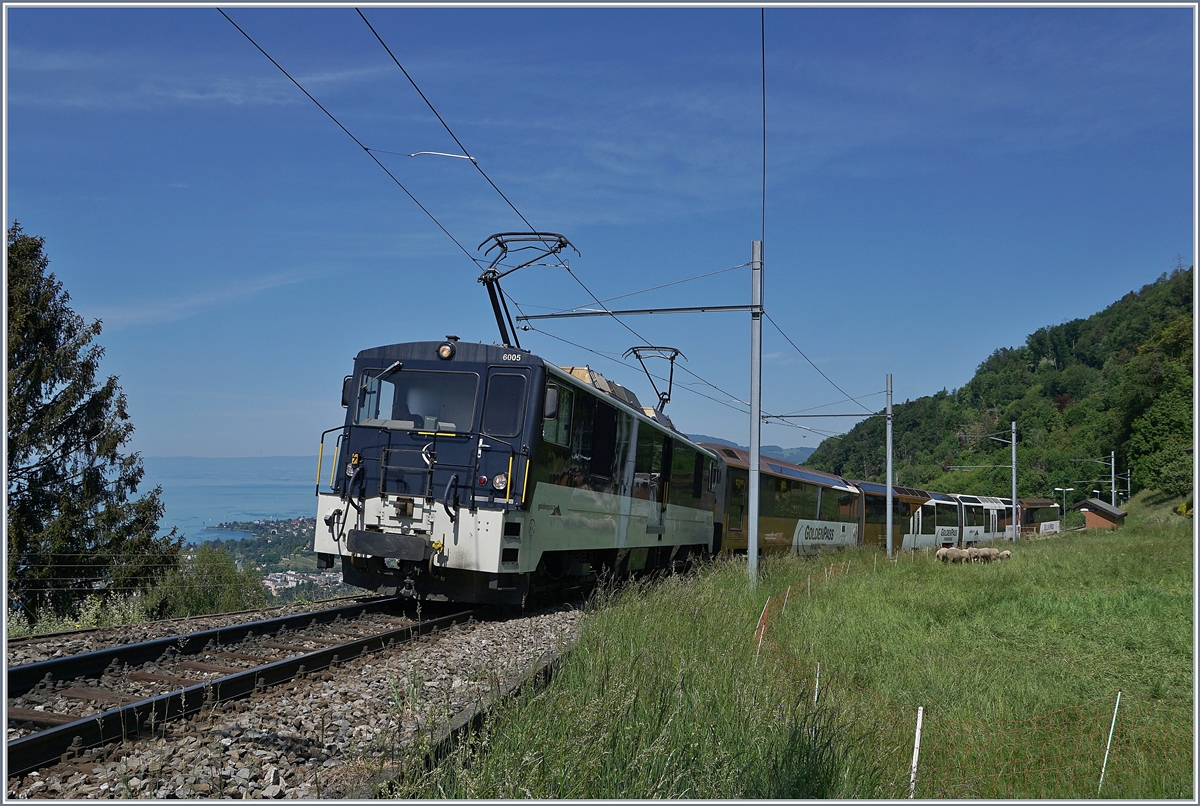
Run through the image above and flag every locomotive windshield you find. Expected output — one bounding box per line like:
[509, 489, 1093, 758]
[356, 369, 478, 432]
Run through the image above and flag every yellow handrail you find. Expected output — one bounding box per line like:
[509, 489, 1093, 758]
[315, 442, 324, 488]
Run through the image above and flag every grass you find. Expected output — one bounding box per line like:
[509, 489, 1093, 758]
[381, 495, 1192, 799]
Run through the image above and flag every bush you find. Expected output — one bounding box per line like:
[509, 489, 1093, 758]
[144, 544, 268, 618]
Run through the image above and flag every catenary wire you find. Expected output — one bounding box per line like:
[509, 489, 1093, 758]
[523, 323, 838, 438]
[778, 390, 886, 417]
[217, 9, 479, 268]
[764, 311, 874, 414]
[545, 262, 750, 315]
[355, 8, 555, 254]
[761, 8, 767, 245]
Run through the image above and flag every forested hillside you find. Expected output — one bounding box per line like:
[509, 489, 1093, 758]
[806, 267, 1193, 503]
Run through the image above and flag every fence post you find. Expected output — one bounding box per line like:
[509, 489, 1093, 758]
[814, 662, 821, 705]
[1098, 690, 1122, 796]
[754, 598, 770, 663]
[781, 584, 792, 617]
[908, 706, 924, 799]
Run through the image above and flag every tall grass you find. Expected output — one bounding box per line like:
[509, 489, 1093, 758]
[386, 562, 892, 798]
[384, 505, 1191, 798]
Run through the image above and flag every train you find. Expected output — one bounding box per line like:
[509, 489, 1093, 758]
[312, 338, 1059, 604]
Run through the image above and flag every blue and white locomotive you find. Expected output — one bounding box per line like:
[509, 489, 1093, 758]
[313, 337, 722, 605]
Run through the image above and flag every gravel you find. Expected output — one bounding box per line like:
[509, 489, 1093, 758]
[6, 605, 582, 799]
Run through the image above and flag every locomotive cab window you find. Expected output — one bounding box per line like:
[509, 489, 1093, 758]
[482, 372, 528, 438]
[356, 369, 478, 432]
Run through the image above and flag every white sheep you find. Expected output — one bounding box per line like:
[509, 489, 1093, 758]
[997, 549, 1012, 561]
[976, 547, 1000, 563]
[945, 548, 970, 564]
[936, 547, 950, 563]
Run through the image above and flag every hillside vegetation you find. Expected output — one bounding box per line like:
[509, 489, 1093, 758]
[806, 268, 1193, 502]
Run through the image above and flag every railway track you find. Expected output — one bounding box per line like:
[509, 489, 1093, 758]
[7, 598, 478, 777]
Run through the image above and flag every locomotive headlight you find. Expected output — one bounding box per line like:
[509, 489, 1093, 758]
[437, 341, 456, 360]
[492, 473, 508, 491]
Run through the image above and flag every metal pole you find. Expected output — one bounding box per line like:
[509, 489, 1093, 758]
[748, 240, 763, 589]
[1110, 451, 1116, 507]
[886, 374, 894, 558]
[1011, 421, 1018, 541]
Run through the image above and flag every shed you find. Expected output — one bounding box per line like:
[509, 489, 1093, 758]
[1071, 498, 1127, 530]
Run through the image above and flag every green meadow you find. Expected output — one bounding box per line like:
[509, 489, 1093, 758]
[386, 496, 1192, 799]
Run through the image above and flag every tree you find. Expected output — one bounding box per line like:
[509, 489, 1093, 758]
[7, 222, 181, 621]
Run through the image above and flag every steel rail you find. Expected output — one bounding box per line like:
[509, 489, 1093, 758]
[5, 595, 382, 645]
[8, 598, 402, 697]
[6, 608, 478, 777]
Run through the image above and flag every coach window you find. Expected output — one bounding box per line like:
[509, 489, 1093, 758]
[936, 503, 960, 528]
[542, 383, 573, 447]
[920, 503, 936, 535]
[817, 487, 856, 523]
[482, 373, 528, 438]
[728, 474, 747, 530]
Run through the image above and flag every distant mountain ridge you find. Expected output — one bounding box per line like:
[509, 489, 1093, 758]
[687, 434, 817, 466]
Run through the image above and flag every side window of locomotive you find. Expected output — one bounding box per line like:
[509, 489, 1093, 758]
[633, 426, 665, 500]
[482, 373, 528, 438]
[590, 401, 618, 478]
[542, 383, 573, 446]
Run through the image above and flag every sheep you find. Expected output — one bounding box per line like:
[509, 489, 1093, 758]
[975, 547, 1000, 563]
[997, 549, 1012, 561]
[966, 546, 979, 563]
[936, 547, 950, 563]
[945, 548, 970, 564]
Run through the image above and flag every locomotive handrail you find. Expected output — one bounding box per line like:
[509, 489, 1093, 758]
[443, 474, 459, 522]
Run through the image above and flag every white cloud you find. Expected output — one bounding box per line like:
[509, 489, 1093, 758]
[89, 270, 313, 328]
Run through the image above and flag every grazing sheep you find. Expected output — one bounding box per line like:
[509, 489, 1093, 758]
[976, 547, 1000, 563]
[966, 546, 979, 563]
[997, 550, 1012, 561]
[945, 548, 970, 564]
[936, 547, 950, 563]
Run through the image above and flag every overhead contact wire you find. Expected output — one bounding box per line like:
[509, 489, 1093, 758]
[765, 311, 874, 414]
[356, 8, 549, 248]
[217, 8, 479, 267]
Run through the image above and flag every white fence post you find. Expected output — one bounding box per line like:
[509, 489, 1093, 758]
[1098, 690, 1122, 796]
[908, 706, 924, 799]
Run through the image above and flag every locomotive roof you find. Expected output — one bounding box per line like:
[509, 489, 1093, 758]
[355, 340, 535, 364]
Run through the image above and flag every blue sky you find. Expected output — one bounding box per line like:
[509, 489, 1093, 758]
[6, 5, 1194, 459]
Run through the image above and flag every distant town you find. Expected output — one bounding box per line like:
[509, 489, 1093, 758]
[196, 517, 359, 601]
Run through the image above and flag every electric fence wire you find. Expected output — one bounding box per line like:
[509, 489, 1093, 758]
[216, 9, 480, 268]
[765, 311, 874, 414]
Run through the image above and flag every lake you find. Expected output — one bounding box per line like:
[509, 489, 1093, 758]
[141, 456, 321, 544]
